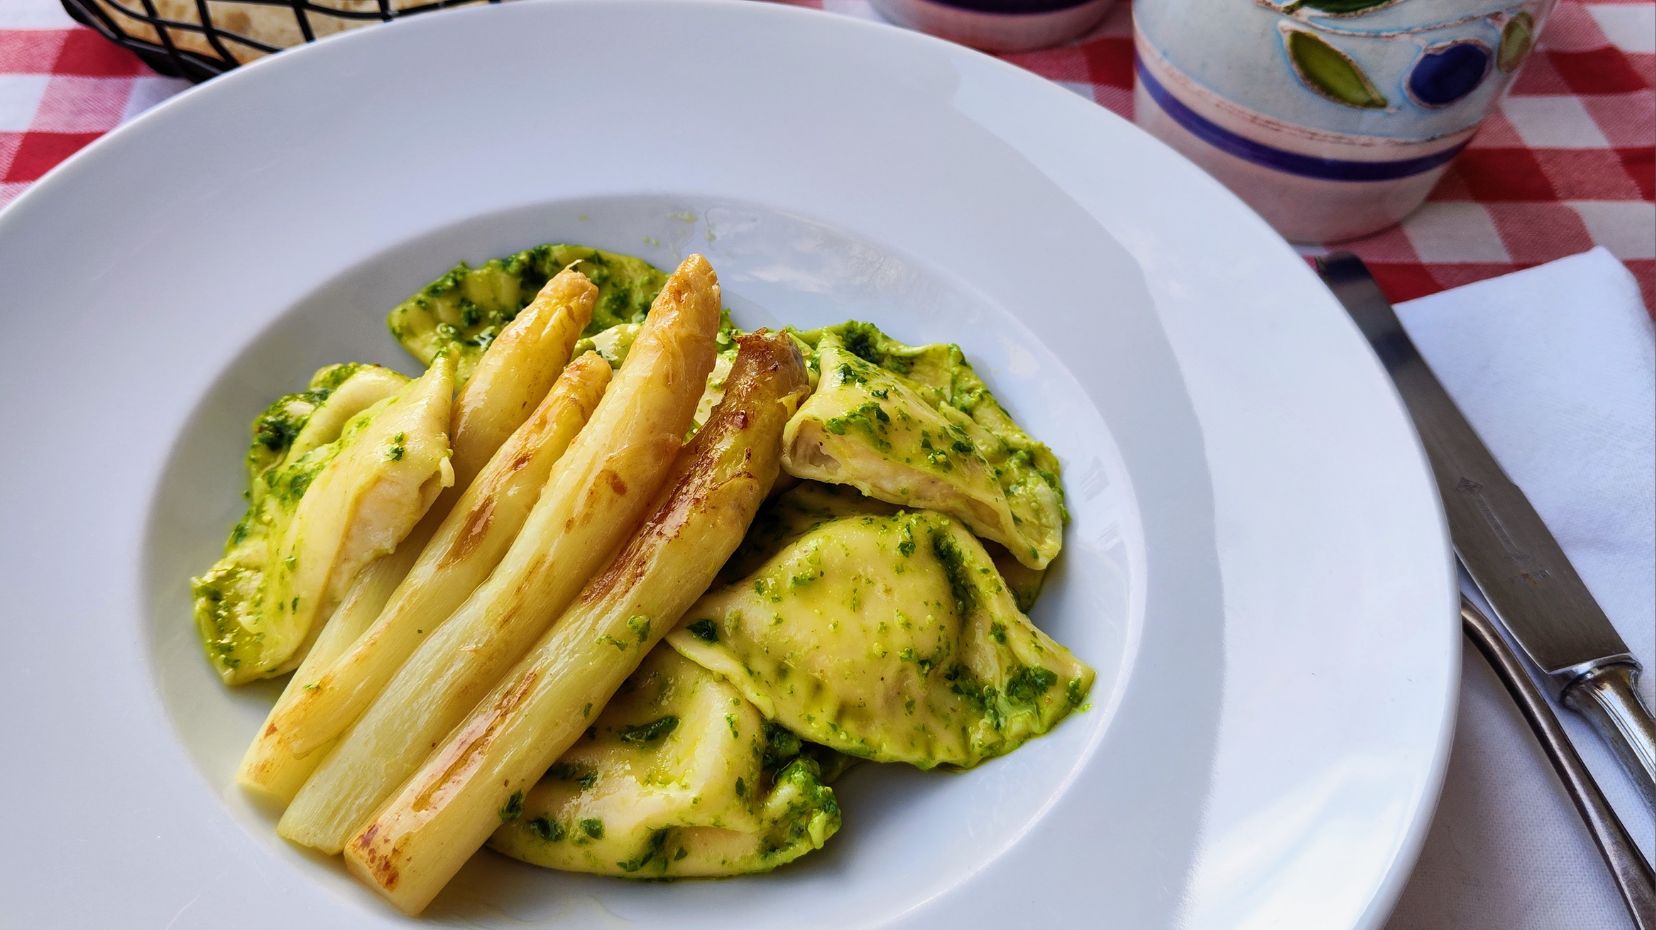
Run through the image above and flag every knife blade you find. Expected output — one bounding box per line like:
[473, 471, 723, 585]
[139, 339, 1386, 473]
[1318, 252, 1656, 809]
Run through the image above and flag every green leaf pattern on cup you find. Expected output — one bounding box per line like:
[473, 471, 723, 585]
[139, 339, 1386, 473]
[1284, 29, 1389, 109]
[1498, 12, 1536, 73]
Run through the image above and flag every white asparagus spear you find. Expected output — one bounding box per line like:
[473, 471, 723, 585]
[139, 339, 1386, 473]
[314, 264, 602, 654]
[236, 269, 598, 800]
[344, 332, 808, 914]
[233, 543, 418, 801]
[238, 353, 611, 800]
[445, 266, 599, 482]
[279, 255, 721, 852]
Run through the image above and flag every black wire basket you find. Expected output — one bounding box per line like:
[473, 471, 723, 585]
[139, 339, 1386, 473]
[61, 0, 504, 82]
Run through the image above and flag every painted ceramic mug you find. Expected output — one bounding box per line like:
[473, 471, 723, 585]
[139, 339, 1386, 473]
[1134, 1, 1552, 242]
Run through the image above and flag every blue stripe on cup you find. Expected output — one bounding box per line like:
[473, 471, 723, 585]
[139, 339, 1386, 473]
[1136, 58, 1469, 182]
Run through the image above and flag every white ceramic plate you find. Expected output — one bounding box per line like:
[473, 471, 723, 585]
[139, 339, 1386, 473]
[0, 2, 1458, 927]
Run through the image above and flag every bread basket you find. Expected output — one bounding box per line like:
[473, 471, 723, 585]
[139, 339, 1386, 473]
[62, 0, 502, 81]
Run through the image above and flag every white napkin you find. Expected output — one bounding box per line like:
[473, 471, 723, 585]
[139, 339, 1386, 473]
[1381, 247, 1655, 930]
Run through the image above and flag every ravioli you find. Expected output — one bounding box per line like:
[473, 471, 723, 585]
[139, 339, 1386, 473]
[731, 482, 1046, 611]
[192, 357, 455, 683]
[666, 508, 1092, 769]
[387, 243, 666, 380]
[783, 330, 1065, 569]
[489, 647, 840, 878]
[989, 546, 1046, 613]
[722, 482, 894, 581]
[242, 363, 408, 485]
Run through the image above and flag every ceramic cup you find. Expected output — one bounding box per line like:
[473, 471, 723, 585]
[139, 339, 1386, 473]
[873, 0, 1117, 53]
[1134, 1, 1553, 243]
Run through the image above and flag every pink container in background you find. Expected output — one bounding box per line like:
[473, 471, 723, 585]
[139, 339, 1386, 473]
[872, 0, 1116, 53]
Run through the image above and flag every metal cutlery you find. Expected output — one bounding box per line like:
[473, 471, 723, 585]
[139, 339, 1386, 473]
[1462, 595, 1654, 928]
[1317, 252, 1655, 925]
[1319, 252, 1656, 806]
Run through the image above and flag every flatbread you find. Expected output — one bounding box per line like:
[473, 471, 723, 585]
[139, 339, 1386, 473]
[83, 1, 489, 68]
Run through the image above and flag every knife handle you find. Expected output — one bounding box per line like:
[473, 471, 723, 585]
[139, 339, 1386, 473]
[1463, 599, 1656, 929]
[1564, 663, 1656, 809]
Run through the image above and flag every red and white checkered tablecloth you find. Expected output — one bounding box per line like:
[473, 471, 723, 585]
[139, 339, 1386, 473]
[797, 0, 1656, 309]
[1, 0, 1651, 309]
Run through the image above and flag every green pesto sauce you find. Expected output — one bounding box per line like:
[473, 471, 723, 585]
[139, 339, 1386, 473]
[1066, 676, 1088, 708]
[386, 244, 668, 379]
[757, 758, 841, 858]
[499, 790, 525, 822]
[244, 362, 362, 481]
[823, 399, 893, 452]
[615, 829, 669, 873]
[930, 531, 977, 617]
[626, 614, 651, 643]
[761, 721, 804, 772]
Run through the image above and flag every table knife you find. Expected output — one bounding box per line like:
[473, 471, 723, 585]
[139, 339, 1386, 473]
[1318, 252, 1656, 809]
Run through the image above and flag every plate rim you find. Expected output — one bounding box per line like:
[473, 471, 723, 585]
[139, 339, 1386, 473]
[0, 2, 1459, 928]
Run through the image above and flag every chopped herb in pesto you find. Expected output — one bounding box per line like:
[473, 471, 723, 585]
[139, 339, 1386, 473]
[626, 614, 650, 643]
[499, 790, 524, 822]
[528, 816, 565, 842]
[823, 401, 893, 452]
[761, 722, 803, 771]
[618, 715, 679, 745]
[931, 530, 977, 617]
[253, 412, 301, 455]
[1066, 677, 1089, 708]
[547, 762, 598, 790]
[615, 830, 669, 873]
[1004, 665, 1058, 705]
[686, 618, 718, 642]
